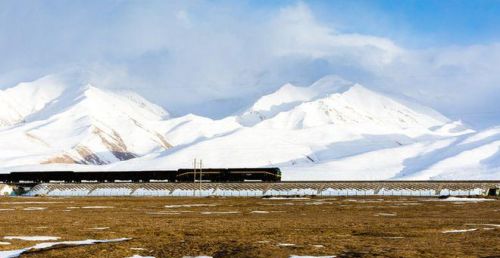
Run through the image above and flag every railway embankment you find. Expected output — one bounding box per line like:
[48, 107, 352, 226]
[17, 181, 500, 197]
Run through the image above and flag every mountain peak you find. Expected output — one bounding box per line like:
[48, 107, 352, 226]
[0, 73, 173, 167]
[239, 75, 451, 130]
[0, 73, 170, 129]
[237, 75, 359, 127]
[309, 74, 354, 93]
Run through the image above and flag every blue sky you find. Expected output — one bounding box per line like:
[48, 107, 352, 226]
[247, 0, 500, 46]
[312, 0, 500, 47]
[0, 0, 499, 127]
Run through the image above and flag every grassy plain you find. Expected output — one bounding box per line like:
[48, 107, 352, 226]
[0, 196, 499, 257]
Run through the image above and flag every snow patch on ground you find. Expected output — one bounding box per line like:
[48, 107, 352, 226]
[165, 204, 216, 208]
[3, 236, 60, 241]
[277, 243, 296, 247]
[0, 185, 13, 196]
[87, 227, 109, 230]
[146, 212, 181, 215]
[374, 213, 397, 217]
[81, 206, 114, 209]
[262, 203, 295, 206]
[0, 238, 130, 258]
[434, 197, 495, 202]
[442, 229, 478, 233]
[305, 201, 331, 205]
[22, 207, 47, 211]
[250, 211, 269, 214]
[465, 224, 500, 227]
[200, 211, 239, 215]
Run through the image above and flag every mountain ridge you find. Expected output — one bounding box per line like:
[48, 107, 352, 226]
[0, 73, 498, 180]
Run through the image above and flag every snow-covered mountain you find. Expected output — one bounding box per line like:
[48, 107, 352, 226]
[0, 73, 498, 180]
[0, 74, 171, 168]
[240, 75, 450, 132]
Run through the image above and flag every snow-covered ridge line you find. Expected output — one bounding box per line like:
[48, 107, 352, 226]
[0, 72, 498, 180]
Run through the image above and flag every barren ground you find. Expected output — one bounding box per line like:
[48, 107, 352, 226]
[0, 196, 499, 258]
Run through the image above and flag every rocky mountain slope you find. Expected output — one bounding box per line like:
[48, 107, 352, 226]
[0, 74, 171, 168]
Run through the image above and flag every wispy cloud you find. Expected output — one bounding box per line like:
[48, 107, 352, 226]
[0, 1, 498, 127]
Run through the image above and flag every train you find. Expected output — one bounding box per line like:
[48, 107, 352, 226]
[0, 168, 281, 184]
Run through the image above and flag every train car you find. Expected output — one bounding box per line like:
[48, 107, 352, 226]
[0, 167, 282, 183]
[177, 168, 229, 182]
[74, 170, 177, 183]
[0, 173, 8, 182]
[227, 168, 281, 182]
[4, 171, 74, 183]
[176, 168, 281, 182]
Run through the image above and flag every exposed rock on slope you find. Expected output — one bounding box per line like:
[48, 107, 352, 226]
[0, 74, 172, 167]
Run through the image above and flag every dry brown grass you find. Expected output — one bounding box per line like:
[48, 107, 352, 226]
[0, 196, 498, 257]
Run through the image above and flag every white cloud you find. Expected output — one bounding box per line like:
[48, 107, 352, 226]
[0, 1, 498, 127]
[270, 3, 402, 64]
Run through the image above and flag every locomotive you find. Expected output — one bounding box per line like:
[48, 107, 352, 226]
[0, 167, 281, 183]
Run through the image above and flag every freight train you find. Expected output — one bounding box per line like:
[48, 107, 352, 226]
[0, 168, 281, 183]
